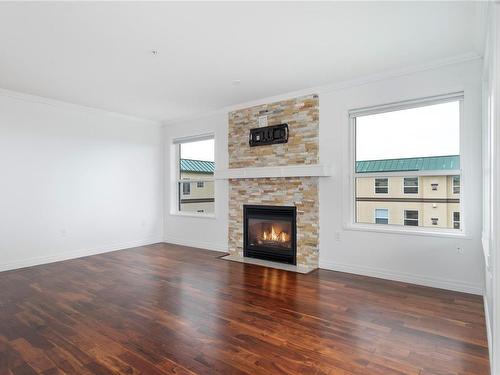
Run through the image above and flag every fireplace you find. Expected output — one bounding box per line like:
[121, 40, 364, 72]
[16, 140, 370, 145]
[243, 205, 297, 265]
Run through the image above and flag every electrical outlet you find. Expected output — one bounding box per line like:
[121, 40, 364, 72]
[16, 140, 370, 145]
[334, 232, 341, 242]
[456, 246, 464, 254]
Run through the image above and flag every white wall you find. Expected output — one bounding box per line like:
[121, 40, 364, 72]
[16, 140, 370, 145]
[482, 3, 500, 374]
[0, 91, 164, 271]
[163, 112, 228, 252]
[319, 59, 484, 294]
[163, 59, 484, 295]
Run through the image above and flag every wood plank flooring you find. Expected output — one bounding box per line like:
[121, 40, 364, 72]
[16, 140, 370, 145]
[0, 243, 490, 375]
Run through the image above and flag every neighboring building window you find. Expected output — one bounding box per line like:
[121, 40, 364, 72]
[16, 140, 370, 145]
[174, 135, 215, 214]
[182, 182, 191, 195]
[453, 212, 460, 229]
[404, 210, 419, 226]
[403, 177, 419, 194]
[375, 178, 388, 194]
[375, 209, 389, 224]
[353, 96, 462, 230]
[453, 176, 460, 194]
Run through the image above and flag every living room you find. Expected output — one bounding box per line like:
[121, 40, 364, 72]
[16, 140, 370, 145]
[0, 2, 498, 374]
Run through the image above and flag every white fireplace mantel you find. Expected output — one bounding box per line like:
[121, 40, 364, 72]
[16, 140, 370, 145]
[214, 164, 332, 180]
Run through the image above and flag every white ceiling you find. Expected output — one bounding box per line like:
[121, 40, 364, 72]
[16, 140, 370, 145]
[0, 2, 486, 122]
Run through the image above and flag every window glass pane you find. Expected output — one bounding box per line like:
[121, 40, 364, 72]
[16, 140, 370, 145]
[405, 210, 418, 220]
[453, 175, 460, 194]
[404, 210, 419, 226]
[178, 138, 215, 214]
[403, 177, 418, 194]
[355, 99, 461, 230]
[375, 208, 388, 224]
[453, 211, 460, 229]
[375, 178, 388, 193]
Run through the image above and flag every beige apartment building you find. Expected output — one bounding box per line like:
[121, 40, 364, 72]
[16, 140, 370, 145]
[179, 159, 215, 213]
[355, 156, 460, 229]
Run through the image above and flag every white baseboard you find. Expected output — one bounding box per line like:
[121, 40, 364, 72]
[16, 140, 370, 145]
[320, 260, 484, 295]
[163, 236, 228, 254]
[0, 237, 163, 273]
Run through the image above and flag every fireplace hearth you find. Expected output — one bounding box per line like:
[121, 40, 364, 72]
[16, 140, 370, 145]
[243, 205, 297, 265]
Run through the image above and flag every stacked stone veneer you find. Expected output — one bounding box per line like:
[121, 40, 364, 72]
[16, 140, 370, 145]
[228, 94, 320, 268]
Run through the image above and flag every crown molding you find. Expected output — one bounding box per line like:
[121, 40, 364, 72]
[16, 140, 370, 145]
[0, 87, 161, 126]
[162, 52, 482, 127]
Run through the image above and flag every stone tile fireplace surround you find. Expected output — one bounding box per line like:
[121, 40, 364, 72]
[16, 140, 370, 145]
[223, 94, 322, 270]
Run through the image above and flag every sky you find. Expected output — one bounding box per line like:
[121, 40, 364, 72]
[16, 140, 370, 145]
[356, 101, 460, 161]
[180, 139, 215, 161]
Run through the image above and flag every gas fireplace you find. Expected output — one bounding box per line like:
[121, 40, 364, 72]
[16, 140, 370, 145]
[243, 205, 297, 265]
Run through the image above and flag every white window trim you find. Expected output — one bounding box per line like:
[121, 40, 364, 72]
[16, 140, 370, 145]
[374, 178, 389, 194]
[374, 208, 389, 224]
[403, 177, 419, 195]
[170, 133, 216, 219]
[346, 92, 467, 238]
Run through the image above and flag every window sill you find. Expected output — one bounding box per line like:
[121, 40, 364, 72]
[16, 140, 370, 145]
[170, 212, 217, 219]
[343, 223, 470, 239]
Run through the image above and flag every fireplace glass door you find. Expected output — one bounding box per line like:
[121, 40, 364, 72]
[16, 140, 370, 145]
[243, 205, 296, 265]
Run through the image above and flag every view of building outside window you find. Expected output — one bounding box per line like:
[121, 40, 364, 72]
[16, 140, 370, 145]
[354, 99, 461, 229]
[178, 138, 215, 214]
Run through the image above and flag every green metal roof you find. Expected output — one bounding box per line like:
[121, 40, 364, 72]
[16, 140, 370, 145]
[180, 159, 215, 174]
[356, 155, 460, 173]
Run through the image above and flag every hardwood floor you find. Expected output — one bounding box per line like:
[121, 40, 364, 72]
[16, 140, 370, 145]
[0, 243, 489, 375]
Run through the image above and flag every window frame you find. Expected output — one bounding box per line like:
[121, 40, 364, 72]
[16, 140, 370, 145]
[452, 175, 460, 194]
[196, 181, 205, 189]
[374, 208, 389, 224]
[403, 177, 419, 195]
[171, 133, 216, 218]
[453, 211, 460, 230]
[182, 181, 191, 195]
[404, 210, 419, 226]
[347, 92, 466, 237]
[374, 178, 389, 194]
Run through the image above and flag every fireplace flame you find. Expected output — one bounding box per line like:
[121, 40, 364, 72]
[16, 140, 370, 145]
[262, 225, 289, 243]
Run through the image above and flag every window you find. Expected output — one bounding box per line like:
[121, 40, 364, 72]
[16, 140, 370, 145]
[403, 177, 418, 194]
[452, 176, 460, 194]
[375, 178, 388, 194]
[353, 95, 462, 231]
[174, 135, 215, 215]
[375, 209, 389, 224]
[453, 212, 460, 229]
[404, 210, 419, 226]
